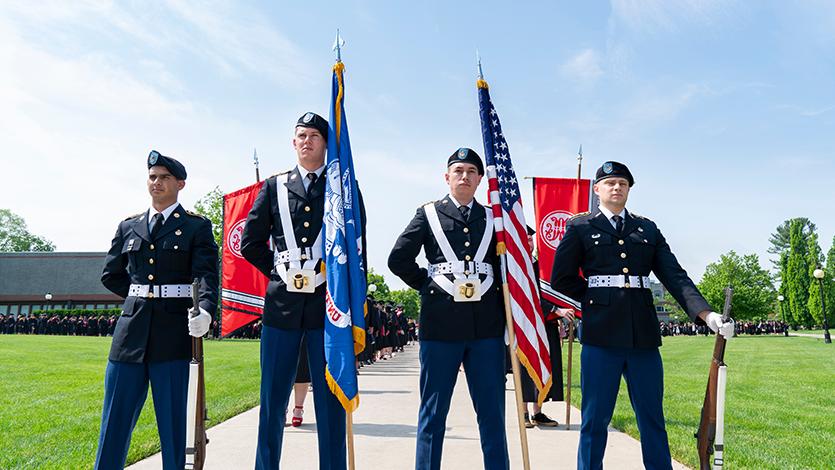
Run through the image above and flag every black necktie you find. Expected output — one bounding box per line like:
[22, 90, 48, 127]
[612, 215, 624, 234]
[459, 205, 470, 221]
[150, 213, 164, 238]
[306, 172, 318, 195]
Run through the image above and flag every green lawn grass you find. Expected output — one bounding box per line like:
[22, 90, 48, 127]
[561, 335, 835, 469]
[2, 335, 833, 469]
[0, 336, 260, 470]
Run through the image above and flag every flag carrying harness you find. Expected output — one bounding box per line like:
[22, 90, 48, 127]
[273, 172, 325, 291]
[423, 202, 494, 301]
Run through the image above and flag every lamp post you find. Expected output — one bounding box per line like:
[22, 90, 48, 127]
[44, 292, 53, 311]
[812, 268, 832, 344]
[777, 295, 789, 336]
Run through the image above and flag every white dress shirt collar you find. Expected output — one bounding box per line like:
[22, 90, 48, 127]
[148, 202, 180, 228]
[297, 165, 326, 191]
[598, 205, 627, 229]
[448, 194, 474, 210]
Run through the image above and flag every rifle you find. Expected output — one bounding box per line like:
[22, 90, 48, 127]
[185, 278, 208, 469]
[695, 286, 733, 469]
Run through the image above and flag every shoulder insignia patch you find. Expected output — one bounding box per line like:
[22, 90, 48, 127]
[568, 211, 590, 221]
[185, 210, 208, 220]
[123, 212, 143, 221]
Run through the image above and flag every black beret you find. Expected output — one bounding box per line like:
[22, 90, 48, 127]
[296, 112, 328, 142]
[447, 147, 484, 175]
[595, 161, 634, 186]
[148, 150, 187, 180]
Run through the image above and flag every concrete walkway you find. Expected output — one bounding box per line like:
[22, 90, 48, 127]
[128, 344, 688, 469]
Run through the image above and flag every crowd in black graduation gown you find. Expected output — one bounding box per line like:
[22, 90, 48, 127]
[357, 298, 418, 366]
[0, 313, 117, 336]
[659, 319, 791, 337]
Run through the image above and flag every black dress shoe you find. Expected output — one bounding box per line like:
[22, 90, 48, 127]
[523, 412, 534, 429]
[531, 412, 558, 427]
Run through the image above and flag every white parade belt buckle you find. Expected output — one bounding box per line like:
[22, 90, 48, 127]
[453, 278, 481, 302]
[286, 268, 316, 293]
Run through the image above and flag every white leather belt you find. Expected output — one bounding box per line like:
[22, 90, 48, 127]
[428, 261, 494, 277]
[587, 275, 650, 289]
[274, 247, 318, 265]
[128, 284, 193, 298]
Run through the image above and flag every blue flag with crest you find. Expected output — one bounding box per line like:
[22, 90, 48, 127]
[323, 59, 366, 412]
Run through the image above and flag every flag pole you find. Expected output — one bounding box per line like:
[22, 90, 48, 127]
[565, 144, 582, 428]
[253, 148, 260, 183]
[332, 28, 356, 470]
[499, 254, 533, 470]
[479, 50, 531, 470]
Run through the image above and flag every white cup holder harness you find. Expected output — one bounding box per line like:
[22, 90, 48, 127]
[423, 203, 494, 299]
[273, 172, 325, 290]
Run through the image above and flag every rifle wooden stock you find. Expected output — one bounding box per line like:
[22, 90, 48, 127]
[695, 287, 733, 469]
[186, 278, 208, 470]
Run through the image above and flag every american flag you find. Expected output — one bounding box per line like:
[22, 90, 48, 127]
[478, 77, 553, 401]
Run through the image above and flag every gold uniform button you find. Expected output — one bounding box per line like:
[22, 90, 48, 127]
[465, 255, 472, 261]
[589, 299, 594, 305]
[174, 245, 179, 250]
[594, 241, 599, 245]
[303, 221, 310, 228]
[149, 258, 154, 264]
[301, 255, 308, 260]
[173, 212, 180, 218]
[149, 244, 155, 250]
[622, 267, 629, 274]
[301, 237, 308, 243]
[463, 227, 469, 233]
[618, 240, 625, 245]
[175, 229, 182, 236]
[464, 241, 471, 247]
[624, 283, 631, 288]
[147, 292, 154, 299]
[304, 206, 311, 212]
[620, 253, 627, 259]
[148, 274, 154, 281]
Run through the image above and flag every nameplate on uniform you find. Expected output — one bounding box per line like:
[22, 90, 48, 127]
[453, 278, 481, 302]
[286, 268, 316, 293]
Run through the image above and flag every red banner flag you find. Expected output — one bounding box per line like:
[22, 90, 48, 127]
[221, 182, 268, 337]
[533, 177, 592, 312]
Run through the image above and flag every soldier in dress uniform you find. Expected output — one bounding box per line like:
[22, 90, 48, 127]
[241, 112, 366, 470]
[550, 161, 734, 470]
[94, 150, 218, 470]
[388, 148, 508, 470]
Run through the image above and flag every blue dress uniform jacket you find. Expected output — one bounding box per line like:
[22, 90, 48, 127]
[240, 167, 367, 330]
[101, 204, 219, 363]
[388, 195, 505, 341]
[550, 208, 709, 349]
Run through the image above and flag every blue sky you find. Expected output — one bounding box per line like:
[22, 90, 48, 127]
[2, 1, 834, 289]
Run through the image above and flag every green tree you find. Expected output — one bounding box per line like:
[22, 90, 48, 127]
[806, 236, 826, 325]
[697, 251, 776, 320]
[388, 289, 420, 320]
[193, 187, 224, 250]
[826, 237, 835, 322]
[778, 252, 794, 324]
[768, 217, 816, 272]
[366, 268, 391, 299]
[662, 291, 689, 323]
[0, 209, 55, 252]
[785, 220, 813, 327]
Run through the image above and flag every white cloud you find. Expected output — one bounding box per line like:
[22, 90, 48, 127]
[560, 49, 603, 83]
[610, 0, 738, 33]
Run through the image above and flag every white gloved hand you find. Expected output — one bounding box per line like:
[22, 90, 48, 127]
[706, 312, 734, 339]
[188, 307, 212, 337]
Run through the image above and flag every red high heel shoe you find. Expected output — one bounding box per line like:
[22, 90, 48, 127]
[291, 405, 304, 427]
